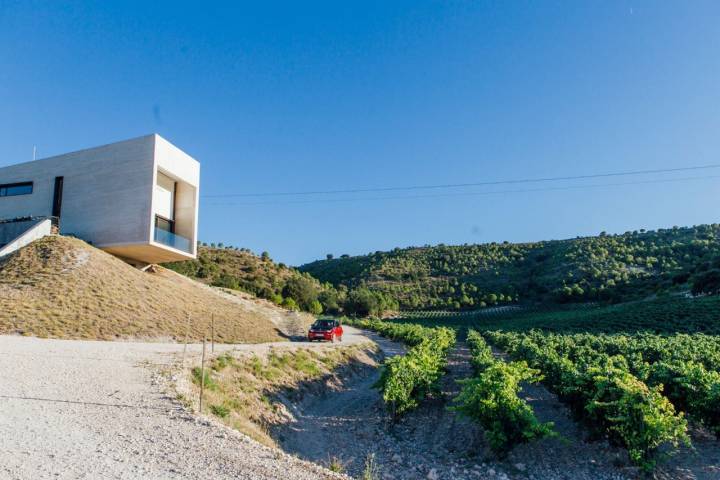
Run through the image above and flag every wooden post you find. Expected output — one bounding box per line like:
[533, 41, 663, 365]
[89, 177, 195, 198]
[181, 313, 191, 365]
[211, 314, 215, 353]
[199, 336, 206, 413]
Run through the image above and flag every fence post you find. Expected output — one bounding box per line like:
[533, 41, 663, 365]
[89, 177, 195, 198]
[211, 313, 215, 353]
[181, 313, 191, 366]
[199, 336, 206, 413]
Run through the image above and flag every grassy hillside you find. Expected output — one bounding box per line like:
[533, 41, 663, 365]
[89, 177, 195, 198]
[166, 245, 340, 315]
[301, 224, 720, 310]
[0, 236, 313, 342]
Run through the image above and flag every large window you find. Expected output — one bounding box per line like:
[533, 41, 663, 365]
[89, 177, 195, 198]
[154, 172, 175, 220]
[0, 182, 33, 197]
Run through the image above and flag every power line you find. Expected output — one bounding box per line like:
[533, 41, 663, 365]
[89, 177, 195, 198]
[205, 174, 720, 207]
[202, 164, 720, 198]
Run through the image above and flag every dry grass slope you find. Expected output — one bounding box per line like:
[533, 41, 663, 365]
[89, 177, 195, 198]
[182, 344, 379, 447]
[0, 235, 312, 342]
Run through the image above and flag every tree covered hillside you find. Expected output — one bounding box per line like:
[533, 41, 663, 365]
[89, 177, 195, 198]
[300, 224, 720, 310]
[166, 245, 335, 314]
[166, 245, 402, 317]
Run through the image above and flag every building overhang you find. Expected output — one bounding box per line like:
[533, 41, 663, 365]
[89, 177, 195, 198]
[100, 241, 194, 264]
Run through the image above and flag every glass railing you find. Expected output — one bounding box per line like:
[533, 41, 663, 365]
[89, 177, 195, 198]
[154, 227, 192, 254]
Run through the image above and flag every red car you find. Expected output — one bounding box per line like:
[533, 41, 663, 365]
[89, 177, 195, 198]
[308, 319, 343, 342]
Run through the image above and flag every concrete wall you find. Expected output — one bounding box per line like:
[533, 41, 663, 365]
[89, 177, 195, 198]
[0, 219, 52, 258]
[0, 135, 155, 248]
[0, 218, 48, 245]
[0, 134, 200, 263]
[152, 135, 200, 256]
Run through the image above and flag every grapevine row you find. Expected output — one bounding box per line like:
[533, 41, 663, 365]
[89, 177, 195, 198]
[486, 330, 690, 471]
[514, 331, 720, 437]
[451, 330, 553, 454]
[346, 318, 456, 415]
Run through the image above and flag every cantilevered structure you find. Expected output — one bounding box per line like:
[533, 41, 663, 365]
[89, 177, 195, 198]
[0, 134, 199, 264]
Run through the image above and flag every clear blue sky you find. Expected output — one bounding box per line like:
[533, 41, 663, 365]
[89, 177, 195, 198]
[1, 1, 719, 265]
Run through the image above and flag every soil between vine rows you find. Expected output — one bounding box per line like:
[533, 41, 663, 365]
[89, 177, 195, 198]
[273, 334, 635, 480]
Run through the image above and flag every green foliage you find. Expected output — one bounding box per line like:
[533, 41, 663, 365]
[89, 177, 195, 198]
[308, 299, 323, 315]
[486, 330, 720, 440]
[281, 297, 299, 310]
[318, 288, 343, 314]
[347, 318, 455, 415]
[401, 294, 720, 336]
[452, 330, 553, 454]
[301, 224, 720, 310]
[166, 245, 339, 314]
[585, 366, 688, 470]
[210, 404, 230, 418]
[282, 275, 321, 311]
[464, 329, 495, 371]
[344, 287, 398, 317]
[692, 269, 720, 295]
[191, 367, 218, 391]
[486, 330, 691, 471]
[211, 273, 240, 290]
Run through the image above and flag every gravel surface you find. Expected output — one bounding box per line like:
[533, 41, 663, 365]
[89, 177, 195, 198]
[0, 333, 367, 480]
[278, 341, 633, 480]
[4, 328, 715, 480]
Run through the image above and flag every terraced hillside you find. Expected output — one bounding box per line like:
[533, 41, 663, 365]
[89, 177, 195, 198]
[301, 224, 720, 310]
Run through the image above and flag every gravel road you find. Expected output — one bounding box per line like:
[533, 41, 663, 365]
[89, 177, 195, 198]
[0, 329, 370, 480]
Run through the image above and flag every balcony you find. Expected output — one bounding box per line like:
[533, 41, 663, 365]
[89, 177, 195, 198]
[154, 227, 192, 254]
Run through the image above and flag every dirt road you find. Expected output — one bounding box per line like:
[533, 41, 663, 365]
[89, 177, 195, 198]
[0, 330, 370, 480]
[276, 340, 493, 479]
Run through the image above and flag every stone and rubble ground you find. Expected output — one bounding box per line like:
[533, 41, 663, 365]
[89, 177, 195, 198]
[2, 328, 718, 480]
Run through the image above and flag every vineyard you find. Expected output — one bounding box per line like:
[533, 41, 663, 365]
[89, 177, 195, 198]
[451, 330, 554, 454]
[347, 294, 720, 473]
[394, 294, 720, 335]
[485, 330, 693, 471]
[345, 318, 455, 415]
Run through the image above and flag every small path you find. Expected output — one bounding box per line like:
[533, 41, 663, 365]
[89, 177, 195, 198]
[276, 339, 491, 479]
[278, 335, 635, 480]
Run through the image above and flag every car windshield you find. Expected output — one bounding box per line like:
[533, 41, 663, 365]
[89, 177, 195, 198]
[312, 320, 334, 330]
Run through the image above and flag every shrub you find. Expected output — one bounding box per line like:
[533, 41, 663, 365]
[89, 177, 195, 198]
[365, 321, 455, 415]
[308, 299, 323, 315]
[210, 404, 230, 418]
[281, 297, 299, 311]
[191, 367, 218, 391]
[452, 330, 552, 454]
[452, 361, 553, 454]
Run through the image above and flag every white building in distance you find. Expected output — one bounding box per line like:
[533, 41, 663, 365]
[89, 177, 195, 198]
[0, 134, 199, 264]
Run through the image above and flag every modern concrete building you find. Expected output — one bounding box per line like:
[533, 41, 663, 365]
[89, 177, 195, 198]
[0, 134, 199, 264]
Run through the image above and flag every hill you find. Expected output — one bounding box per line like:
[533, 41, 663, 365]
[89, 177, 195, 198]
[166, 245, 341, 314]
[0, 236, 313, 342]
[300, 224, 720, 311]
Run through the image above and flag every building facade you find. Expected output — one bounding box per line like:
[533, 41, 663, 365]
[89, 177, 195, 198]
[0, 134, 199, 264]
